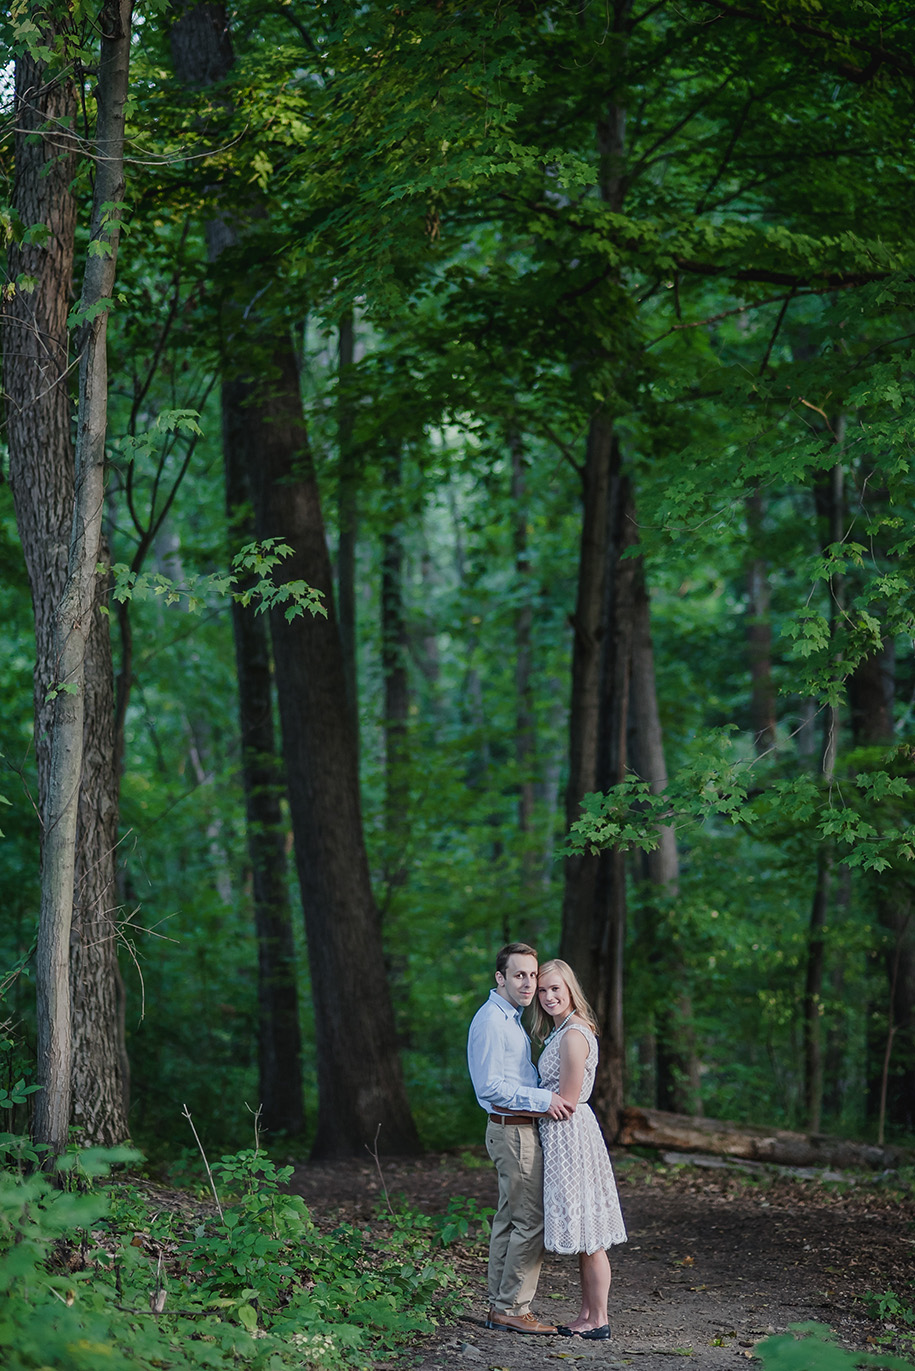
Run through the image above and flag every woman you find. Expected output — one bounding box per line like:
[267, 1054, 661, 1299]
[536, 959, 627, 1339]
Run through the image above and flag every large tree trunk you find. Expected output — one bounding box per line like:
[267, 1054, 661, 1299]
[337, 309, 359, 744]
[70, 548, 129, 1146]
[170, 0, 305, 1140]
[5, 38, 79, 1151]
[24, 0, 132, 1152]
[224, 402, 304, 1137]
[560, 415, 619, 976]
[510, 435, 538, 894]
[803, 460, 844, 1132]
[5, 9, 130, 1151]
[804, 847, 830, 1132]
[560, 36, 631, 1136]
[247, 345, 420, 1159]
[629, 555, 701, 1116]
[847, 628, 913, 1136]
[66, 0, 133, 1151]
[562, 427, 635, 1139]
[380, 448, 410, 907]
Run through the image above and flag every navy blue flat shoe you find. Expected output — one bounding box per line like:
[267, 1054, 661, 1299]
[557, 1326, 574, 1336]
[579, 1324, 611, 1340]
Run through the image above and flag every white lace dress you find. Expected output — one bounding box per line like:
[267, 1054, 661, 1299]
[538, 1024, 628, 1255]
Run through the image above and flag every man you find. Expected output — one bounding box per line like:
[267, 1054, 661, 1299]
[467, 941, 575, 1335]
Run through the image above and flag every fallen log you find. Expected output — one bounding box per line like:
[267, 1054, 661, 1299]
[617, 1106, 912, 1172]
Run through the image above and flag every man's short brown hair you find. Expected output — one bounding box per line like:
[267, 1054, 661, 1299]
[496, 942, 538, 975]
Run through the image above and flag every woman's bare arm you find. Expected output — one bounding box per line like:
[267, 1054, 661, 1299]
[558, 1027, 588, 1104]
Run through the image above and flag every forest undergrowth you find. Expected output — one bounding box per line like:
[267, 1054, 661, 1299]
[0, 1133, 467, 1371]
[3, 1137, 915, 1371]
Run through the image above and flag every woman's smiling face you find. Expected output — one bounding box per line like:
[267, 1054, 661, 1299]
[538, 969, 572, 1022]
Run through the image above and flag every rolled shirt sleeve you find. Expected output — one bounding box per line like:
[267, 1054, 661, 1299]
[467, 991, 553, 1115]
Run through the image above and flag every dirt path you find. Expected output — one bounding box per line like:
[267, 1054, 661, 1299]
[288, 1150, 915, 1369]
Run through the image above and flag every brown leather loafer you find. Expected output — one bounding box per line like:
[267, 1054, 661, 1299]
[485, 1308, 557, 1335]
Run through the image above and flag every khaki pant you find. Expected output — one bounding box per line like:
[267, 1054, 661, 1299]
[484, 1120, 545, 1315]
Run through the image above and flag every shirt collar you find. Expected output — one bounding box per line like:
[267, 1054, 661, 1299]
[488, 988, 523, 1022]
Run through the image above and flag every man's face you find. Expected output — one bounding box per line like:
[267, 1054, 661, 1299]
[495, 953, 539, 1010]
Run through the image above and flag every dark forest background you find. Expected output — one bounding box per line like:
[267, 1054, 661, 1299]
[2, 0, 915, 1166]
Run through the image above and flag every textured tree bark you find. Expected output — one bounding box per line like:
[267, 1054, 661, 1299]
[380, 448, 409, 906]
[510, 435, 538, 892]
[4, 42, 79, 1150]
[224, 396, 304, 1137]
[561, 421, 635, 1137]
[66, 0, 133, 1151]
[589, 475, 638, 1138]
[560, 415, 618, 977]
[247, 346, 420, 1158]
[629, 555, 702, 1116]
[70, 545, 129, 1146]
[5, 11, 129, 1151]
[170, 0, 305, 1140]
[560, 21, 632, 1135]
[21, 0, 132, 1152]
[337, 309, 359, 745]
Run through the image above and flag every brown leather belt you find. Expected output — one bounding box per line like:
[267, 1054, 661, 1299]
[488, 1112, 539, 1125]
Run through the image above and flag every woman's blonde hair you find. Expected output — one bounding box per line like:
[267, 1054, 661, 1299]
[534, 958, 599, 1040]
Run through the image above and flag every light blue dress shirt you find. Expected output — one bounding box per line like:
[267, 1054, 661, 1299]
[467, 990, 553, 1115]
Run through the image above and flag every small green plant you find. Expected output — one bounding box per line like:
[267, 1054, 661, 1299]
[757, 1322, 915, 1370]
[860, 1288, 915, 1358]
[456, 1149, 491, 1170]
[432, 1194, 494, 1246]
[0, 1131, 48, 1171]
[863, 1289, 915, 1329]
[380, 1191, 493, 1246]
[0, 1022, 41, 1126]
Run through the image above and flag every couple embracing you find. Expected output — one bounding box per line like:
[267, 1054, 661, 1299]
[467, 942, 627, 1340]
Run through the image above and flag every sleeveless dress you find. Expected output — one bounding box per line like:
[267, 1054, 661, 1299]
[538, 1023, 628, 1255]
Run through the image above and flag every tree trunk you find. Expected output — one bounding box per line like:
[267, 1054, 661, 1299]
[745, 489, 777, 754]
[804, 846, 830, 1132]
[224, 394, 304, 1137]
[561, 47, 631, 1136]
[5, 38, 78, 1151]
[590, 473, 639, 1137]
[560, 415, 619, 977]
[803, 459, 844, 1133]
[561, 423, 635, 1137]
[874, 905, 915, 1137]
[629, 553, 702, 1116]
[846, 621, 912, 1135]
[23, 0, 132, 1152]
[4, 45, 77, 809]
[337, 309, 359, 745]
[822, 864, 851, 1122]
[70, 544, 129, 1146]
[170, 0, 305, 1141]
[510, 435, 538, 893]
[380, 447, 410, 906]
[848, 638, 895, 745]
[247, 344, 420, 1159]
